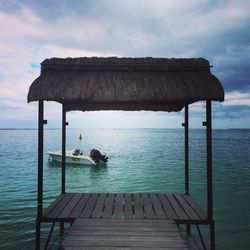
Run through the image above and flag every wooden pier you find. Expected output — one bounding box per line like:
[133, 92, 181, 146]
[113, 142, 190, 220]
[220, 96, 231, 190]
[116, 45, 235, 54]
[41, 193, 208, 249]
[62, 218, 188, 249]
[42, 193, 207, 224]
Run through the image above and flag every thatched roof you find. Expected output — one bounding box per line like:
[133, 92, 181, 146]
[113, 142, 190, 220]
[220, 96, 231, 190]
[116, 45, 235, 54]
[27, 57, 224, 112]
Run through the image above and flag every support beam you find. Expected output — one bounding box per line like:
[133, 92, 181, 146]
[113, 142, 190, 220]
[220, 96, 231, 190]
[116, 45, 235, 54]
[184, 105, 189, 195]
[44, 222, 56, 250]
[186, 224, 191, 235]
[196, 225, 207, 250]
[206, 100, 213, 221]
[62, 104, 66, 194]
[206, 100, 215, 250]
[36, 100, 45, 250]
[61, 104, 67, 236]
[210, 220, 215, 250]
[182, 105, 190, 235]
[182, 105, 189, 195]
[38, 101, 44, 218]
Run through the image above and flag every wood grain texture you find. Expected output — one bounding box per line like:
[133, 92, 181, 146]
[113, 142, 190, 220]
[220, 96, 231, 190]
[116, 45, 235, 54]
[62, 218, 188, 249]
[43, 193, 207, 223]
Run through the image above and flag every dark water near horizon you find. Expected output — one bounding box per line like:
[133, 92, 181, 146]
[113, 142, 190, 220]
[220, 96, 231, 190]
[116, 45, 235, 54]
[0, 129, 250, 249]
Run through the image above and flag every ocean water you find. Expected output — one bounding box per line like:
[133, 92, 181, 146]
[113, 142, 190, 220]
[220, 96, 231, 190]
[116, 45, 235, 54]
[0, 128, 249, 249]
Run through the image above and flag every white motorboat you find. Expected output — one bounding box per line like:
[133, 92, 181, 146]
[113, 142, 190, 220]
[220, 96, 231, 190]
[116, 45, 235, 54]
[48, 149, 108, 165]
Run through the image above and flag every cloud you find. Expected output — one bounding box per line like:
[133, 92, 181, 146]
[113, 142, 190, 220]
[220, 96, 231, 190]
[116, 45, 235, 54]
[0, 0, 250, 128]
[1, 1, 250, 57]
[0, 7, 117, 127]
[224, 91, 250, 106]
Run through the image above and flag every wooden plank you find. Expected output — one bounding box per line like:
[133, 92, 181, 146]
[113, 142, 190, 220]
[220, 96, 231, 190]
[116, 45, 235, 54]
[80, 193, 99, 218]
[182, 194, 207, 220]
[68, 230, 181, 237]
[124, 193, 134, 219]
[69, 193, 91, 218]
[43, 194, 64, 217]
[63, 247, 188, 250]
[70, 225, 179, 232]
[73, 219, 178, 228]
[58, 193, 82, 218]
[133, 193, 144, 219]
[158, 194, 178, 220]
[46, 193, 74, 218]
[65, 235, 187, 242]
[74, 219, 176, 231]
[149, 194, 167, 219]
[175, 194, 200, 220]
[72, 219, 179, 232]
[166, 194, 189, 220]
[113, 193, 124, 219]
[91, 193, 107, 218]
[62, 239, 186, 248]
[102, 193, 115, 219]
[141, 193, 156, 219]
[62, 218, 188, 249]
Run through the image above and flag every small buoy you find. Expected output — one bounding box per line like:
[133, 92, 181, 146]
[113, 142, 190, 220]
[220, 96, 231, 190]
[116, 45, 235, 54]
[79, 134, 82, 140]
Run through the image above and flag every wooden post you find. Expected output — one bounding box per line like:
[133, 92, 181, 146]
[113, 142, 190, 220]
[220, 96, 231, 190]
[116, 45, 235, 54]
[206, 100, 213, 220]
[206, 100, 215, 250]
[61, 104, 67, 235]
[184, 105, 189, 195]
[182, 105, 190, 235]
[182, 105, 190, 194]
[185, 105, 190, 235]
[62, 104, 66, 194]
[36, 100, 45, 250]
[210, 220, 215, 250]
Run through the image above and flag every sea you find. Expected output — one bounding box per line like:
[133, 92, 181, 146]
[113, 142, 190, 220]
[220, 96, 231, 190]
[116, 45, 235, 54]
[0, 128, 249, 250]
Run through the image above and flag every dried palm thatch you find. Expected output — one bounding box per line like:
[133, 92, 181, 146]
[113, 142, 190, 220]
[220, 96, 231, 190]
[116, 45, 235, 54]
[27, 57, 224, 112]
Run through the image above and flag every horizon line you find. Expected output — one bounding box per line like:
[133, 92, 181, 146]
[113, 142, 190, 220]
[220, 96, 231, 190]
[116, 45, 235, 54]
[0, 127, 249, 131]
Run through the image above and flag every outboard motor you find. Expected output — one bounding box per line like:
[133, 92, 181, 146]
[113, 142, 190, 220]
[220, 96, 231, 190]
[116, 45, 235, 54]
[73, 149, 81, 156]
[90, 149, 109, 164]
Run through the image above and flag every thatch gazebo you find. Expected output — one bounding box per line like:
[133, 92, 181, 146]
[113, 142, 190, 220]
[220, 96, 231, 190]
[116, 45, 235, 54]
[28, 57, 224, 250]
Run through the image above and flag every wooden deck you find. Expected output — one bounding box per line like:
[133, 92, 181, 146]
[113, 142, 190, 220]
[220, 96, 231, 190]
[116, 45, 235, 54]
[61, 218, 188, 250]
[43, 193, 207, 224]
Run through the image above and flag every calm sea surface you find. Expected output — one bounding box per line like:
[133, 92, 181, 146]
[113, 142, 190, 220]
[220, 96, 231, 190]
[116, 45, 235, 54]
[0, 129, 249, 249]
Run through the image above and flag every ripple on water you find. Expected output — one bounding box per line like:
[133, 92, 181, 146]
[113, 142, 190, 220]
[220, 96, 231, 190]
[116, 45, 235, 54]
[0, 129, 250, 249]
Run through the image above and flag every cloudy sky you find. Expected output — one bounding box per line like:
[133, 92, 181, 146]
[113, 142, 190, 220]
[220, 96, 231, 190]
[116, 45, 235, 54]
[0, 0, 250, 129]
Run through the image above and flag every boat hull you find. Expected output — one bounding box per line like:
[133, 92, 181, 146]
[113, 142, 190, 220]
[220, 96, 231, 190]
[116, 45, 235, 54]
[48, 151, 98, 165]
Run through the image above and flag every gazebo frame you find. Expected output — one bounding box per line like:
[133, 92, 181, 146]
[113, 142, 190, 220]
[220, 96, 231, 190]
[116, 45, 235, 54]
[29, 57, 223, 250]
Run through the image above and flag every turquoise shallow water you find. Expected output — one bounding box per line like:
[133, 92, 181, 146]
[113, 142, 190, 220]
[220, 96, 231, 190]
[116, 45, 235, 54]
[0, 128, 250, 249]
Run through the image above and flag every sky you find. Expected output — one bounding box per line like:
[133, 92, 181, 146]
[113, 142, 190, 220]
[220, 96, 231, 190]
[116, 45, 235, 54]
[0, 0, 250, 129]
